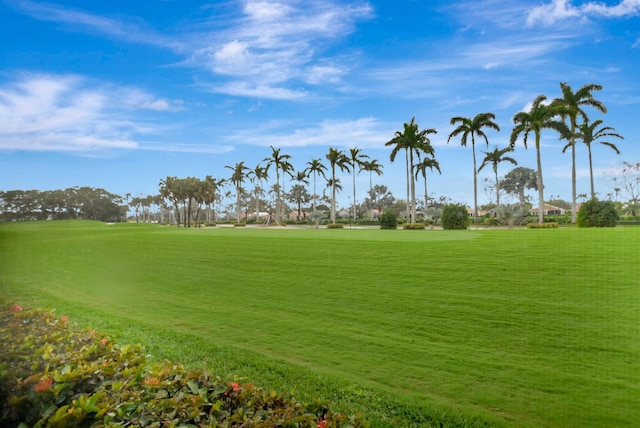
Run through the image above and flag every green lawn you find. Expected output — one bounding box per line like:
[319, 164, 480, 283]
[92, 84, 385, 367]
[1, 221, 638, 427]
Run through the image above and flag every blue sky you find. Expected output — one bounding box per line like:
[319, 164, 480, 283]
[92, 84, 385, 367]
[1, 0, 639, 209]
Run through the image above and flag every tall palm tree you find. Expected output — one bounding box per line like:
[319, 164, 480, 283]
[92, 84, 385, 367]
[414, 157, 441, 215]
[304, 158, 327, 214]
[510, 95, 569, 224]
[361, 159, 384, 220]
[552, 82, 607, 222]
[225, 161, 250, 223]
[478, 146, 517, 207]
[248, 164, 268, 221]
[263, 146, 292, 223]
[447, 112, 500, 223]
[348, 147, 370, 221]
[326, 147, 351, 223]
[572, 119, 623, 199]
[386, 118, 437, 223]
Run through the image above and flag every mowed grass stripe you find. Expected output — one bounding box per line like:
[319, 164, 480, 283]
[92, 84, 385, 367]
[1, 221, 638, 427]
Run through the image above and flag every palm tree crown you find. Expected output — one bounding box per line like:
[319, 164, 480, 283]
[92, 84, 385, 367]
[304, 158, 327, 214]
[448, 112, 500, 223]
[348, 147, 370, 221]
[263, 146, 292, 223]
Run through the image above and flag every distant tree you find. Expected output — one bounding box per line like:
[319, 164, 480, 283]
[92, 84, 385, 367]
[510, 95, 569, 224]
[264, 146, 293, 223]
[304, 158, 327, 215]
[613, 161, 640, 216]
[500, 167, 538, 209]
[414, 157, 441, 216]
[441, 204, 470, 230]
[386, 117, 437, 223]
[226, 162, 250, 223]
[287, 184, 311, 221]
[448, 113, 500, 224]
[348, 147, 370, 221]
[361, 159, 384, 220]
[478, 146, 517, 208]
[326, 147, 351, 223]
[248, 164, 269, 221]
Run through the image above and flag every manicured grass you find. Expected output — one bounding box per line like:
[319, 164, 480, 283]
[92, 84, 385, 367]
[1, 221, 638, 427]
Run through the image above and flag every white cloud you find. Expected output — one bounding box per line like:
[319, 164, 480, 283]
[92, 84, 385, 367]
[0, 74, 187, 152]
[527, 0, 640, 26]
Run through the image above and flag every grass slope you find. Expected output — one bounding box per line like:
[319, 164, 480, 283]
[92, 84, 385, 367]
[1, 221, 638, 427]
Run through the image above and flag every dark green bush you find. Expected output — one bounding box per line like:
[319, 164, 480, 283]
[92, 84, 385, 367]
[577, 199, 619, 227]
[440, 204, 469, 230]
[379, 210, 398, 229]
[402, 223, 425, 230]
[0, 305, 366, 428]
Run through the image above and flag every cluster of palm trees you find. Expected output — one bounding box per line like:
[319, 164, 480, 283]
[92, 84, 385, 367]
[158, 82, 622, 226]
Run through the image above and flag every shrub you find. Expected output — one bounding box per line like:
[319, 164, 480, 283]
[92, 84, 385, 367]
[402, 223, 425, 230]
[577, 199, 619, 227]
[233, 223, 246, 227]
[379, 210, 398, 229]
[526, 222, 559, 229]
[440, 204, 469, 230]
[0, 305, 366, 428]
[326, 223, 344, 229]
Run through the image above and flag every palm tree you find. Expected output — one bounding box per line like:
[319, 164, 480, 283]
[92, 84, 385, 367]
[248, 164, 268, 221]
[510, 95, 569, 224]
[414, 157, 441, 216]
[552, 82, 607, 222]
[291, 171, 310, 220]
[572, 119, 623, 200]
[225, 161, 250, 223]
[348, 147, 370, 221]
[304, 158, 327, 214]
[478, 146, 517, 207]
[326, 147, 351, 223]
[361, 159, 384, 220]
[447, 112, 500, 223]
[263, 146, 292, 223]
[386, 118, 437, 223]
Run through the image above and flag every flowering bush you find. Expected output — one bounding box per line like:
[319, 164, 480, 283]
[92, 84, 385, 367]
[0, 305, 367, 427]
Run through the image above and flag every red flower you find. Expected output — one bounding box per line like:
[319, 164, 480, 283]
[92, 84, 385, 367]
[231, 381, 241, 392]
[60, 315, 69, 323]
[144, 377, 160, 386]
[317, 419, 328, 428]
[33, 377, 53, 393]
[9, 304, 22, 312]
[100, 338, 108, 346]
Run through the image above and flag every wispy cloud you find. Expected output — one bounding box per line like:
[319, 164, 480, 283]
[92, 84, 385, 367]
[224, 117, 392, 149]
[0, 74, 189, 152]
[526, 0, 640, 26]
[7, 0, 374, 101]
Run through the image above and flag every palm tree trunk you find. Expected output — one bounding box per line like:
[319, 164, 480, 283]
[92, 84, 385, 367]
[312, 172, 317, 213]
[536, 137, 545, 224]
[409, 150, 416, 223]
[494, 167, 500, 207]
[588, 146, 595, 200]
[405, 150, 410, 221]
[571, 140, 577, 223]
[352, 169, 357, 222]
[331, 167, 336, 223]
[472, 138, 478, 223]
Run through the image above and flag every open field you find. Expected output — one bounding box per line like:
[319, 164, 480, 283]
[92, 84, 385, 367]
[1, 221, 638, 427]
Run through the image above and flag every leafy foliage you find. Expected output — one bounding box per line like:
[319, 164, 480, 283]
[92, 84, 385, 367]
[440, 204, 469, 230]
[577, 199, 619, 227]
[0, 305, 367, 427]
[379, 210, 398, 229]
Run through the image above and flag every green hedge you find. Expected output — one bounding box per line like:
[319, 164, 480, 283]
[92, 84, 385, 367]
[327, 223, 344, 229]
[402, 223, 425, 230]
[0, 305, 367, 427]
[526, 222, 559, 229]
